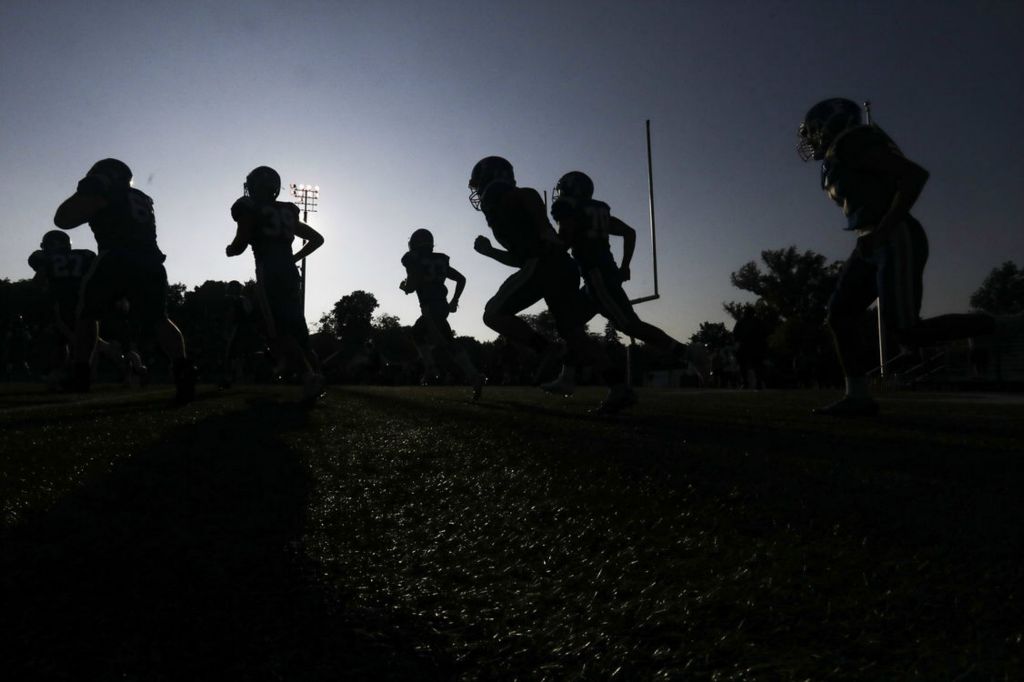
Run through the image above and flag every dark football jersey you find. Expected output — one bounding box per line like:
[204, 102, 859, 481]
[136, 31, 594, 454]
[552, 198, 612, 267]
[401, 250, 450, 304]
[822, 124, 905, 231]
[231, 197, 300, 268]
[480, 184, 559, 262]
[28, 248, 96, 308]
[85, 188, 165, 259]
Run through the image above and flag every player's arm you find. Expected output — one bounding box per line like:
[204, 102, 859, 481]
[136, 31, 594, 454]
[400, 261, 420, 294]
[860, 146, 930, 242]
[446, 266, 467, 312]
[225, 218, 253, 257]
[609, 216, 636, 280]
[474, 235, 522, 267]
[292, 221, 324, 262]
[27, 252, 46, 282]
[54, 193, 108, 229]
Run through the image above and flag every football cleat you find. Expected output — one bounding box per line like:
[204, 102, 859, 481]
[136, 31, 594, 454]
[812, 395, 879, 417]
[592, 385, 638, 416]
[302, 372, 326, 405]
[540, 365, 576, 397]
[471, 373, 487, 402]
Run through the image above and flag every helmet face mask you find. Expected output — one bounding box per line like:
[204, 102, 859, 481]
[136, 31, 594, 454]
[408, 228, 434, 253]
[245, 166, 281, 202]
[553, 171, 594, 203]
[41, 230, 72, 252]
[468, 156, 515, 210]
[797, 98, 863, 161]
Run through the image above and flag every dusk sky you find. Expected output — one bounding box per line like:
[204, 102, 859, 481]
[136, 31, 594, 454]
[2, 1, 1021, 343]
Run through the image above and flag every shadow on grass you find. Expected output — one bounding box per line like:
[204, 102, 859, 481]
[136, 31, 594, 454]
[0, 401, 452, 681]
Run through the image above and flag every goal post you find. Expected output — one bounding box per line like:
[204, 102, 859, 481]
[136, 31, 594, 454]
[626, 119, 661, 384]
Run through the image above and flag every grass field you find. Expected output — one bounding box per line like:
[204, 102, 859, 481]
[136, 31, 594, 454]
[1, 383, 1022, 680]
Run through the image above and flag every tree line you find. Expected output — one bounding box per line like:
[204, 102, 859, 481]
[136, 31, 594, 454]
[2, 252, 1021, 385]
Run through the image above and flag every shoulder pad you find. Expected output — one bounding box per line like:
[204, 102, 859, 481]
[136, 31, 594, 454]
[829, 124, 899, 161]
[280, 201, 300, 218]
[480, 180, 515, 212]
[401, 251, 415, 267]
[516, 187, 545, 206]
[231, 196, 255, 221]
[28, 251, 45, 271]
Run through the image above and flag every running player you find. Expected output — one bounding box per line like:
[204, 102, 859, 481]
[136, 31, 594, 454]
[227, 166, 325, 404]
[53, 158, 195, 403]
[400, 228, 485, 399]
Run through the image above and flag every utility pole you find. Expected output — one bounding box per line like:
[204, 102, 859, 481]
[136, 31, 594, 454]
[289, 183, 319, 311]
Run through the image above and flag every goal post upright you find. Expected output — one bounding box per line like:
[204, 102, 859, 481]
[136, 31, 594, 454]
[626, 119, 662, 385]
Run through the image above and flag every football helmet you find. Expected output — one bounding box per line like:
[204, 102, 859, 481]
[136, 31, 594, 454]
[86, 158, 133, 188]
[245, 166, 281, 202]
[468, 156, 515, 210]
[408, 228, 434, 252]
[553, 171, 594, 201]
[41, 230, 72, 252]
[797, 98, 863, 161]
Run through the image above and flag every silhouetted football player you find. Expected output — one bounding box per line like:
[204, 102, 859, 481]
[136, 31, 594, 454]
[27, 230, 123, 388]
[53, 158, 195, 403]
[468, 156, 629, 414]
[544, 171, 692, 402]
[400, 228, 485, 399]
[798, 99, 1018, 415]
[227, 166, 325, 404]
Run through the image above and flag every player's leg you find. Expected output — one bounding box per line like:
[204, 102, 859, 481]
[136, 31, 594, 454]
[425, 303, 485, 395]
[544, 257, 634, 413]
[133, 260, 194, 403]
[483, 260, 559, 368]
[817, 247, 880, 415]
[268, 268, 323, 403]
[412, 315, 440, 383]
[69, 252, 113, 390]
[540, 285, 596, 396]
[584, 265, 688, 360]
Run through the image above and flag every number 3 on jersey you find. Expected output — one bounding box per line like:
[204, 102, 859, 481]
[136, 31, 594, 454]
[259, 205, 295, 238]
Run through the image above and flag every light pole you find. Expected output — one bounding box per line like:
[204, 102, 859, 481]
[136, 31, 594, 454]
[289, 183, 319, 311]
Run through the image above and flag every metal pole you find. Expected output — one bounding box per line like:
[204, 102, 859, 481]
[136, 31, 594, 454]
[863, 100, 886, 381]
[301, 205, 308, 311]
[289, 183, 319, 317]
[646, 119, 659, 299]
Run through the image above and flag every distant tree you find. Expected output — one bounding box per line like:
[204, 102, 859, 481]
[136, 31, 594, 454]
[603, 320, 623, 347]
[970, 261, 1023, 314]
[325, 290, 379, 346]
[725, 246, 843, 387]
[166, 283, 186, 316]
[689, 322, 733, 351]
[726, 246, 841, 324]
[369, 312, 414, 368]
[523, 309, 559, 341]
